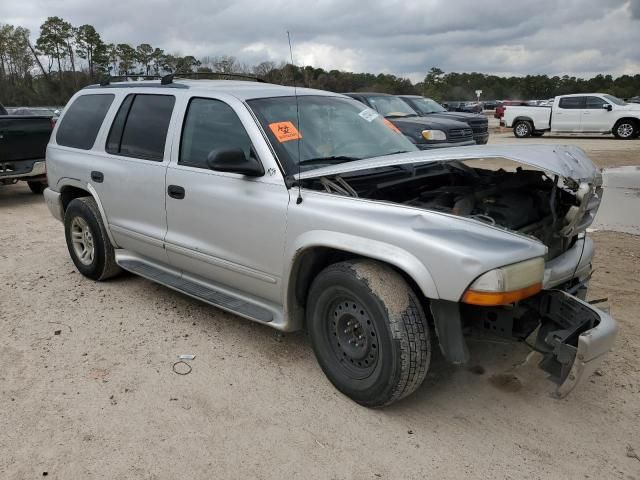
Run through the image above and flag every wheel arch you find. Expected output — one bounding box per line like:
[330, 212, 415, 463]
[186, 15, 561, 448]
[284, 232, 439, 331]
[59, 182, 117, 247]
[613, 116, 640, 131]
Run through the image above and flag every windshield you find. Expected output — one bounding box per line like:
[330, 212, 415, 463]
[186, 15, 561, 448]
[364, 95, 418, 117]
[603, 94, 626, 106]
[248, 95, 417, 174]
[406, 97, 447, 114]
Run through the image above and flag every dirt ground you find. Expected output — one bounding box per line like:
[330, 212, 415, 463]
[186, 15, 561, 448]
[1, 136, 639, 479]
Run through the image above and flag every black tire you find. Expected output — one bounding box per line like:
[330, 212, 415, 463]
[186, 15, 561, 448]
[64, 197, 121, 281]
[27, 181, 46, 194]
[613, 120, 637, 140]
[531, 131, 545, 137]
[307, 259, 431, 407]
[513, 120, 532, 138]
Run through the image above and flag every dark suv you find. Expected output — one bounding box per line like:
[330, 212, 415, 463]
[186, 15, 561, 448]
[344, 93, 475, 149]
[399, 95, 489, 145]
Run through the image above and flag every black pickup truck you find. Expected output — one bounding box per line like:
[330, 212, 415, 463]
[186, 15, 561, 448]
[0, 103, 53, 193]
[344, 93, 475, 149]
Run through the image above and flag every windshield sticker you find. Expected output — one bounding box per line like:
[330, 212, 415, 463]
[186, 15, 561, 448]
[383, 118, 402, 134]
[358, 108, 379, 122]
[269, 121, 302, 143]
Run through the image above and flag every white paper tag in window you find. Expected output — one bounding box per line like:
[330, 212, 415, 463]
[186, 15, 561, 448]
[358, 108, 379, 122]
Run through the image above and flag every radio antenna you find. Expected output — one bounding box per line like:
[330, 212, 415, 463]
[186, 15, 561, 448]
[287, 31, 303, 205]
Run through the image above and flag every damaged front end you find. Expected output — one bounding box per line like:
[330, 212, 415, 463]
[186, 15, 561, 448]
[297, 145, 616, 396]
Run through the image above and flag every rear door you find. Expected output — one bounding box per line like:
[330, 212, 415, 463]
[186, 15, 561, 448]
[89, 92, 177, 264]
[581, 96, 611, 132]
[552, 97, 584, 132]
[164, 94, 289, 303]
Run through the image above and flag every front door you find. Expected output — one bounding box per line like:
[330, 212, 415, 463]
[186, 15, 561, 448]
[581, 96, 612, 132]
[164, 96, 289, 303]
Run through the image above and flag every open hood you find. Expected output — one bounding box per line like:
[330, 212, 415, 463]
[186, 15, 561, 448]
[296, 144, 601, 184]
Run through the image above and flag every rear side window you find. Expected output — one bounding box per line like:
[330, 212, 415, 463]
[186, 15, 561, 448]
[56, 94, 114, 149]
[106, 94, 175, 161]
[179, 98, 253, 169]
[558, 97, 585, 109]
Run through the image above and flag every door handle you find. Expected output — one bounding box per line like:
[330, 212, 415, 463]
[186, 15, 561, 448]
[91, 171, 104, 183]
[167, 185, 185, 199]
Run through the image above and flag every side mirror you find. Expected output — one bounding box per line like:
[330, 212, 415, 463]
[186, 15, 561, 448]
[206, 148, 264, 177]
[603, 104, 613, 111]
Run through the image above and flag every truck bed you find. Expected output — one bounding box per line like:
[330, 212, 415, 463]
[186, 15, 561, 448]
[503, 105, 552, 130]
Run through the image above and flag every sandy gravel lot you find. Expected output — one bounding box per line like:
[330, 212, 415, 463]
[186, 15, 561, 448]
[1, 136, 639, 479]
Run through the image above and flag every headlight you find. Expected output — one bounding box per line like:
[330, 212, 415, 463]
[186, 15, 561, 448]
[462, 257, 544, 306]
[422, 129, 447, 141]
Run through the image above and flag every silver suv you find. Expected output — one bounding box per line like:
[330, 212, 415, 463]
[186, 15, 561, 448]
[44, 78, 617, 407]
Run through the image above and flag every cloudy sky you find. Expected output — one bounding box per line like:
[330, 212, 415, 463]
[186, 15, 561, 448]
[1, 0, 639, 81]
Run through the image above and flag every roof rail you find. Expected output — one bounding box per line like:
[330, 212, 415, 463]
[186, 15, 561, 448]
[96, 71, 266, 88]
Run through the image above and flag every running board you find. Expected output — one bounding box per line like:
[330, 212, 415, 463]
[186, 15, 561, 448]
[117, 257, 273, 323]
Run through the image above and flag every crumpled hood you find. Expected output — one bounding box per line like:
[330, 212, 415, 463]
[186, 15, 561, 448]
[297, 144, 601, 184]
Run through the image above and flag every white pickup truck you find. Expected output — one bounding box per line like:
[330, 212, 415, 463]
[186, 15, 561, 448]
[503, 93, 640, 139]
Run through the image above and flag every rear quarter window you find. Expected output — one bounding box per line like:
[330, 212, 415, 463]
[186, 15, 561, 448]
[56, 94, 115, 149]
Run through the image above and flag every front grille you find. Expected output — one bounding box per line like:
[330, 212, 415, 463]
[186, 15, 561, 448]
[448, 128, 473, 139]
[469, 119, 489, 134]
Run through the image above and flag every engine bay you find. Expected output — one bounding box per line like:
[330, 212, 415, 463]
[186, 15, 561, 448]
[304, 161, 583, 259]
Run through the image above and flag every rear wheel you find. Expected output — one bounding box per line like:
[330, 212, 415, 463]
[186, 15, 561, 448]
[64, 197, 121, 281]
[27, 181, 46, 194]
[613, 120, 637, 139]
[513, 120, 532, 138]
[307, 259, 431, 407]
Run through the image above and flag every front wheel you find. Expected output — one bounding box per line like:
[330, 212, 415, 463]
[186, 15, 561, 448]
[613, 120, 637, 139]
[513, 120, 532, 138]
[307, 260, 431, 407]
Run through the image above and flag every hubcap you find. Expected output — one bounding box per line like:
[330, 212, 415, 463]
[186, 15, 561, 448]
[327, 298, 379, 378]
[617, 123, 634, 138]
[515, 123, 529, 136]
[70, 217, 95, 266]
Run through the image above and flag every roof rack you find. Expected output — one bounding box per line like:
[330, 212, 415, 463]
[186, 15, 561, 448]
[97, 72, 266, 87]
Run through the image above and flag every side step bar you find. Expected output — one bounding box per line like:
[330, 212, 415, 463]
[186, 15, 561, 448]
[117, 257, 274, 323]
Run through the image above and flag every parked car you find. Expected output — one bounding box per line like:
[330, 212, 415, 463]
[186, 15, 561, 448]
[494, 100, 527, 119]
[344, 93, 475, 148]
[482, 100, 498, 110]
[0, 102, 53, 193]
[503, 93, 640, 139]
[44, 79, 616, 407]
[442, 101, 482, 113]
[398, 95, 489, 144]
[626, 96, 640, 104]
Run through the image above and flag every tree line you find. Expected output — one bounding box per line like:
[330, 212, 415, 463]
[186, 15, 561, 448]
[1, 17, 639, 107]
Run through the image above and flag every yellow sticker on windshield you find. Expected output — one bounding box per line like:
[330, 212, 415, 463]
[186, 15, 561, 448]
[269, 121, 302, 143]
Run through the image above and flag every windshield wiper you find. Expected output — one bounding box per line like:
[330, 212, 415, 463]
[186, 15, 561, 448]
[379, 150, 410, 157]
[298, 156, 359, 166]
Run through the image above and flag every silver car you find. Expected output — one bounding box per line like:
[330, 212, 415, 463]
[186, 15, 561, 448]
[44, 78, 617, 407]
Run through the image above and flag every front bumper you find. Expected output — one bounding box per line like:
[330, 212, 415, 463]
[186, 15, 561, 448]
[531, 290, 617, 398]
[473, 132, 489, 144]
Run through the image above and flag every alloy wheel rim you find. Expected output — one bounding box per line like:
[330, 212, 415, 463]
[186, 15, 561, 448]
[618, 123, 633, 138]
[70, 217, 95, 266]
[515, 123, 529, 136]
[327, 297, 379, 379]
